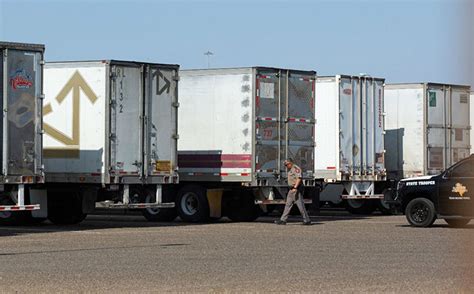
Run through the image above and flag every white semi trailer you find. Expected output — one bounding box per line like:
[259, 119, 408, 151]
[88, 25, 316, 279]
[385, 83, 471, 179]
[471, 91, 474, 154]
[154, 67, 317, 222]
[315, 75, 387, 214]
[28, 60, 179, 224]
[0, 42, 43, 223]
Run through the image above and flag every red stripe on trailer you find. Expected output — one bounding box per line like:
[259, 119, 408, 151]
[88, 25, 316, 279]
[259, 75, 268, 79]
[179, 154, 252, 168]
[0, 207, 5, 211]
[11, 206, 20, 210]
[327, 166, 336, 170]
[220, 173, 229, 176]
[288, 118, 296, 122]
[240, 173, 250, 176]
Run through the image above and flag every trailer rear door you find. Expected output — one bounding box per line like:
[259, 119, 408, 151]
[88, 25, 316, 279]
[144, 65, 178, 177]
[109, 64, 143, 176]
[255, 69, 315, 180]
[449, 87, 470, 164]
[5, 49, 42, 176]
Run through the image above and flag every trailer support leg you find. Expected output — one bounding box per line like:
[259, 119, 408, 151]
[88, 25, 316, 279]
[18, 184, 25, 207]
[155, 185, 162, 204]
[123, 184, 130, 205]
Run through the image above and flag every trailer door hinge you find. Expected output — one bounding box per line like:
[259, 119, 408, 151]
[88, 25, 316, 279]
[173, 75, 180, 81]
[172, 102, 180, 108]
[40, 60, 45, 65]
[172, 134, 179, 139]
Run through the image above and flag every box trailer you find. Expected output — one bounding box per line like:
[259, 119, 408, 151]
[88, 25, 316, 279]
[471, 91, 474, 154]
[0, 42, 43, 219]
[169, 67, 317, 222]
[38, 60, 179, 224]
[315, 75, 387, 214]
[385, 83, 471, 179]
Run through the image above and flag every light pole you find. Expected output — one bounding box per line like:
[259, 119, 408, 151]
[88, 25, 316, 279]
[204, 50, 214, 68]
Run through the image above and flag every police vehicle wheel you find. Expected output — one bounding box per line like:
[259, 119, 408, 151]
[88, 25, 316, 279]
[142, 189, 177, 222]
[405, 198, 436, 227]
[445, 219, 471, 228]
[176, 185, 209, 222]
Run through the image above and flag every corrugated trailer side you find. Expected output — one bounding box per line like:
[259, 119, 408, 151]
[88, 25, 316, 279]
[175, 67, 317, 222]
[315, 75, 387, 214]
[39, 60, 178, 224]
[0, 42, 43, 219]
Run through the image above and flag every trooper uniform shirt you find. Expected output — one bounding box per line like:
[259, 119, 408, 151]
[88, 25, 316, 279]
[288, 164, 302, 187]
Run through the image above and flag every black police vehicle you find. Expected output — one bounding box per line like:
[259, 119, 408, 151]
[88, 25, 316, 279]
[393, 154, 474, 227]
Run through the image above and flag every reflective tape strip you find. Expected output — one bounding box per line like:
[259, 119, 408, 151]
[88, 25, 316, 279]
[0, 204, 40, 211]
[257, 117, 277, 121]
[288, 118, 312, 123]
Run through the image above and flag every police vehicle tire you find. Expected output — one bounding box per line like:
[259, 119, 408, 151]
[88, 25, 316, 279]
[142, 189, 177, 222]
[405, 198, 437, 227]
[445, 219, 471, 228]
[345, 200, 377, 215]
[176, 185, 210, 222]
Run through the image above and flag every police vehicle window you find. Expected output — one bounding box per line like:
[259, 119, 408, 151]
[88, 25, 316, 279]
[450, 160, 474, 178]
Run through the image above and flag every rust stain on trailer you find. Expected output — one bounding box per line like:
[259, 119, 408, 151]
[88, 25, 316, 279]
[43, 71, 98, 158]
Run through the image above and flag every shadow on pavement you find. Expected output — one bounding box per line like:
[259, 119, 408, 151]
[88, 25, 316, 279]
[0, 208, 391, 237]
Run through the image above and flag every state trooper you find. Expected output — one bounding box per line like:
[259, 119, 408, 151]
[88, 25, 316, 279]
[275, 158, 312, 225]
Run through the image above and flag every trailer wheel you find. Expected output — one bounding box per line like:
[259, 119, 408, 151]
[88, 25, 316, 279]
[445, 219, 471, 228]
[405, 198, 437, 227]
[345, 200, 376, 215]
[47, 190, 87, 225]
[377, 199, 393, 215]
[176, 185, 209, 222]
[142, 189, 177, 222]
[227, 192, 261, 222]
[0, 197, 29, 225]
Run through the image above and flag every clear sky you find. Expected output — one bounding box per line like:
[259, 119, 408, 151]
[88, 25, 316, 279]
[1, 0, 473, 86]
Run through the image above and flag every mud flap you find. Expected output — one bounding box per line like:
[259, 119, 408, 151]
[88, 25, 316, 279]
[207, 189, 223, 218]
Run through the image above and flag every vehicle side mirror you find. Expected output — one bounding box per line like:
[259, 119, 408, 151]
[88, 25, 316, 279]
[443, 169, 451, 179]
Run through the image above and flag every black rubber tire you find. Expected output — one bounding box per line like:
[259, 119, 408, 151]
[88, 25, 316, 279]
[142, 189, 177, 222]
[47, 190, 87, 225]
[0, 194, 44, 226]
[176, 185, 210, 222]
[227, 192, 261, 222]
[0, 197, 30, 226]
[345, 200, 377, 215]
[445, 219, 471, 228]
[405, 198, 437, 227]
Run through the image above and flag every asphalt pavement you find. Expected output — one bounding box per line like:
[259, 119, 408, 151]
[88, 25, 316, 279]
[1, 211, 473, 292]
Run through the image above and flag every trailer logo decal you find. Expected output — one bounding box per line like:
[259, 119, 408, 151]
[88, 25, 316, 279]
[43, 71, 98, 158]
[153, 69, 170, 95]
[450, 183, 470, 200]
[10, 69, 33, 89]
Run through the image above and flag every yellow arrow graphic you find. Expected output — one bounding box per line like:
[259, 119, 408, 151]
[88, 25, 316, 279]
[44, 71, 98, 147]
